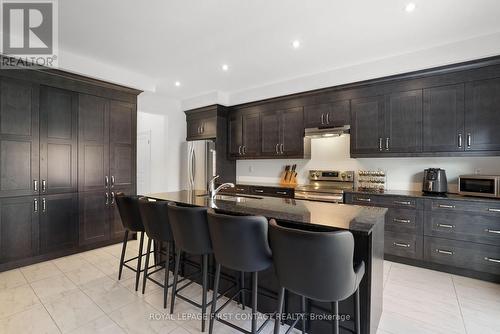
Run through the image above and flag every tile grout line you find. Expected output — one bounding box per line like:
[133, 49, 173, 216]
[19, 268, 63, 334]
[451, 275, 469, 334]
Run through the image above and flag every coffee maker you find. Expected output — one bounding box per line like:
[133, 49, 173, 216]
[422, 168, 448, 194]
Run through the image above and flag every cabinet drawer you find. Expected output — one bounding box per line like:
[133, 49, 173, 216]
[345, 193, 379, 206]
[219, 185, 250, 195]
[385, 231, 423, 260]
[424, 236, 500, 275]
[424, 211, 500, 246]
[427, 199, 500, 215]
[250, 186, 294, 198]
[378, 196, 422, 209]
[386, 208, 423, 234]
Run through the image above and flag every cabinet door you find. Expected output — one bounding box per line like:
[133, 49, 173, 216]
[350, 96, 385, 155]
[228, 114, 242, 157]
[329, 100, 351, 127]
[385, 90, 422, 153]
[109, 100, 136, 191]
[281, 107, 304, 156]
[78, 94, 109, 192]
[465, 78, 500, 151]
[304, 103, 330, 128]
[79, 190, 109, 246]
[186, 118, 201, 140]
[242, 112, 260, 157]
[0, 196, 39, 263]
[200, 117, 217, 138]
[423, 84, 465, 152]
[39, 193, 78, 254]
[109, 187, 133, 241]
[0, 77, 39, 198]
[40, 86, 78, 194]
[261, 111, 280, 156]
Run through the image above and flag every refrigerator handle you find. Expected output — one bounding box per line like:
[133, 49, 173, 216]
[191, 145, 196, 188]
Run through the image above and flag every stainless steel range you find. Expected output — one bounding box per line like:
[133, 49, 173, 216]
[294, 170, 355, 203]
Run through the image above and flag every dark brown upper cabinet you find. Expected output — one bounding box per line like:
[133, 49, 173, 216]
[229, 110, 260, 158]
[39, 86, 78, 195]
[351, 96, 385, 155]
[465, 77, 500, 151]
[0, 77, 39, 198]
[384, 90, 422, 153]
[260, 111, 281, 156]
[423, 84, 465, 152]
[304, 100, 350, 128]
[186, 113, 216, 140]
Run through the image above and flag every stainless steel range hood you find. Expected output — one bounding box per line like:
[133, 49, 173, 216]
[304, 125, 350, 138]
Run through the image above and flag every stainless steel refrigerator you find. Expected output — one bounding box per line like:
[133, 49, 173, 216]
[187, 140, 216, 191]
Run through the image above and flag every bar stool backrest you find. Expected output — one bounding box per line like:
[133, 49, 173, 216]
[207, 209, 272, 272]
[269, 219, 357, 302]
[115, 193, 145, 232]
[167, 202, 212, 255]
[138, 198, 174, 242]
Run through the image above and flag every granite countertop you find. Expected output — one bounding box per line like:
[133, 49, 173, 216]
[345, 189, 500, 203]
[147, 190, 386, 234]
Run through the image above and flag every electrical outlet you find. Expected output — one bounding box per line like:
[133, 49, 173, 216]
[474, 168, 481, 175]
[248, 165, 253, 173]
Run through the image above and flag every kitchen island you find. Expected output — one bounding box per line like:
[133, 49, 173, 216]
[148, 190, 386, 334]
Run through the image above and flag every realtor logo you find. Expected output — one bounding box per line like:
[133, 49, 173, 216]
[1, 0, 58, 68]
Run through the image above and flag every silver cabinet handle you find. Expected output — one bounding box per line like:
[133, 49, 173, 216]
[33, 180, 38, 192]
[276, 191, 288, 195]
[326, 113, 330, 124]
[378, 138, 383, 151]
[484, 257, 500, 263]
[355, 197, 371, 202]
[275, 143, 279, 155]
[394, 201, 411, 206]
[321, 114, 324, 125]
[393, 218, 411, 224]
[34, 198, 38, 212]
[105, 176, 109, 187]
[42, 198, 46, 212]
[254, 189, 264, 193]
[466, 133, 471, 148]
[41, 180, 46, 192]
[242, 146, 246, 155]
[111, 191, 115, 205]
[385, 137, 390, 151]
[485, 228, 500, 234]
[201, 124, 204, 133]
[437, 223, 455, 229]
[105, 192, 109, 205]
[436, 249, 454, 255]
[438, 204, 455, 209]
[236, 188, 246, 192]
[458, 133, 463, 148]
[280, 143, 284, 154]
[238, 146, 242, 155]
[488, 208, 500, 213]
[111, 176, 115, 187]
[393, 242, 410, 248]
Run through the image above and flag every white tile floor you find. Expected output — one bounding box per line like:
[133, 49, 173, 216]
[0, 239, 499, 334]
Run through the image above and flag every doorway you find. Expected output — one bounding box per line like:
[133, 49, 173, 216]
[137, 130, 151, 194]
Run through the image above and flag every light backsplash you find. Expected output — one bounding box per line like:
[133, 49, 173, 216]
[236, 135, 500, 193]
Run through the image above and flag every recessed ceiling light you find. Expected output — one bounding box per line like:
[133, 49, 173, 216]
[405, 2, 416, 12]
[174, 81, 181, 87]
[292, 40, 301, 49]
[221, 64, 229, 71]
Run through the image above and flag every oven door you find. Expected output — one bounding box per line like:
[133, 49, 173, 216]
[458, 176, 499, 198]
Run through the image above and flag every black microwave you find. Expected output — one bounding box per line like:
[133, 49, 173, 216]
[458, 175, 500, 198]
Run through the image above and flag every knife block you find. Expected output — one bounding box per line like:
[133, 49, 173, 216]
[279, 166, 298, 186]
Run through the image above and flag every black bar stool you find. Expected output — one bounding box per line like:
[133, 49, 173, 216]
[138, 198, 175, 308]
[115, 193, 152, 291]
[268, 220, 365, 334]
[207, 209, 273, 334]
[167, 202, 214, 332]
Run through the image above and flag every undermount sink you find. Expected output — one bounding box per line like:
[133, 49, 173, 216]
[196, 193, 263, 201]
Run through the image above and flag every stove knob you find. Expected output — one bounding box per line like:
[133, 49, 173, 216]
[341, 172, 346, 179]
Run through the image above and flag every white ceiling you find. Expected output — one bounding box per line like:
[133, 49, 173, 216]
[59, 0, 500, 100]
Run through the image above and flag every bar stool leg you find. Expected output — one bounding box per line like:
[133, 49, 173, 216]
[301, 296, 306, 334]
[163, 241, 171, 309]
[201, 254, 208, 332]
[208, 263, 221, 334]
[142, 237, 152, 294]
[135, 232, 145, 291]
[118, 230, 129, 280]
[332, 301, 339, 334]
[170, 250, 182, 314]
[240, 272, 246, 310]
[251, 271, 258, 334]
[274, 287, 285, 334]
[354, 288, 360, 334]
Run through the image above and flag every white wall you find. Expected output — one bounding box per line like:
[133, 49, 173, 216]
[236, 135, 500, 192]
[137, 92, 187, 194]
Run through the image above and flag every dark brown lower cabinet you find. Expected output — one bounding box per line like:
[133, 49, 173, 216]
[108, 187, 133, 240]
[39, 193, 79, 254]
[0, 196, 39, 264]
[79, 191, 109, 246]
